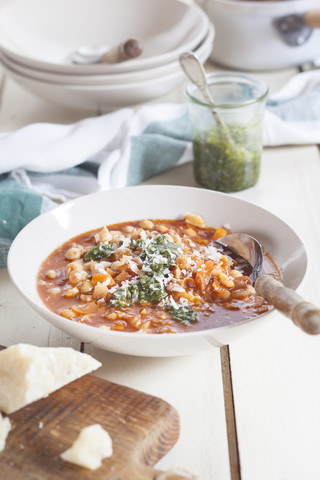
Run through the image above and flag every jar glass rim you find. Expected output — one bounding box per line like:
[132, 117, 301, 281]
[185, 72, 269, 109]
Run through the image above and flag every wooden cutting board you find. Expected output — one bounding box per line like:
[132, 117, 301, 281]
[1, 374, 186, 479]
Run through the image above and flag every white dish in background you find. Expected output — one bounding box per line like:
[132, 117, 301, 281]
[0, 0, 209, 74]
[0, 62, 186, 111]
[0, 24, 214, 87]
[194, 0, 320, 71]
[8, 185, 308, 357]
[0, 25, 214, 110]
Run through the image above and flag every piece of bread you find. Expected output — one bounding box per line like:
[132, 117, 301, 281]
[60, 424, 113, 470]
[0, 344, 101, 414]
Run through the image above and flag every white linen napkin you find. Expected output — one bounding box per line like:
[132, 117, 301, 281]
[263, 70, 320, 146]
[0, 104, 192, 201]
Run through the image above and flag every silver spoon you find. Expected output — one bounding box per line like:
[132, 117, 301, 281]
[71, 38, 143, 65]
[179, 52, 236, 146]
[218, 233, 320, 335]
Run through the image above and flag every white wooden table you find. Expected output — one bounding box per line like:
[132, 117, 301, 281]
[1, 55, 320, 480]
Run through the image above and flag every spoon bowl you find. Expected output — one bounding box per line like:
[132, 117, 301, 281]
[217, 233, 263, 284]
[218, 233, 320, 335]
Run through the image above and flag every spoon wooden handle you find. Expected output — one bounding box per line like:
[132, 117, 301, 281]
[255, 275, 320, 335]
[304, 9, 320, 29]
[101, 38, 143, 64]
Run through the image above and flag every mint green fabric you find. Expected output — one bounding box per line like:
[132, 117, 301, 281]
[0, 190, 43, 266]
[126, 112, 191, 185]
[0, 162, 100, 267]
[127, 135, 187, 185]
[267, 84, 320, 121]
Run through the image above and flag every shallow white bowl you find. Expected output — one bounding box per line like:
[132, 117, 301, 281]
[0, 25, 213, 111]
[8, 185, 307, 357]
[0, 0, 209, 75]
[0, 24, 214, 87]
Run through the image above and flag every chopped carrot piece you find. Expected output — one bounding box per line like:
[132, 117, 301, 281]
[212, 227, 228, 241]
[91, 273, 116, 287]
[204, 260, 215, 272]
[106, 267, 115, 277]
[114, 270, 131, 284]
[195, 260, 215, 292]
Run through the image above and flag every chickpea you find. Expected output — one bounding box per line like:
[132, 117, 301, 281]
[184, 228, 197, 237]
[69, 269, 88, 285]
[65, 243, 83, 260]
[61, 309, 76, 319]
[156, 225, 169, 233]
[139, 219, 154, 230]
[79, 281, 93, 294]
[185, 212, 206, 228]
[64, 287, 79, 298]
[49, 287, 61, 296]
[218, 273, 235, 289]
[98, 226, 112, 243]
[80, 294, 93, 302]
[46, 269, 58, 279]
[93, 283, 109, 299]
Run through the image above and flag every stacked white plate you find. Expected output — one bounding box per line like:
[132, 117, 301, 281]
[0, 0, 214, 111]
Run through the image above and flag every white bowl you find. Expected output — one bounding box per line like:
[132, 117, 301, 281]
[0, 25, 214, 111]
[7, 185, 307, 357]
[0, 24, 214, 87]
[0, 0, 209, 74]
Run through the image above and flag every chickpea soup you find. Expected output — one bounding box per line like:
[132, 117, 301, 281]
[37, 213, 273, 334]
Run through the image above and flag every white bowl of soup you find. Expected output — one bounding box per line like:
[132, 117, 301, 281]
[7, 185, 307, 357]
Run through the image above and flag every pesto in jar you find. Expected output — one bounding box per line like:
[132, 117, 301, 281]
[192, 123, 261, 193]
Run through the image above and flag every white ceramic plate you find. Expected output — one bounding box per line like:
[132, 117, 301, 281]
[0, 25, 214, 111]
[0, 0, 209, 74]
[8, 185, 308, 357]
[0, 24, 214, 86]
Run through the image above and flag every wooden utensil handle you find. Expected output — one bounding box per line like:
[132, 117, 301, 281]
[304, 9, 320, 29]
[101, 38, 143, 64]
[255, 275, 320, 335]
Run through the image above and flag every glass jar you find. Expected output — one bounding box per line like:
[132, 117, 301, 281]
[186, 72, 269, 193]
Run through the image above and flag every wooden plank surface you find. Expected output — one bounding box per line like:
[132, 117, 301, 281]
[0, 267, 80, 349]
[86, 344, 231, 478]
[220, 346, 240, 480]
[228, 145, 320, 480]
[1, 374, 181, 479]
[1, 42, 317, 480]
